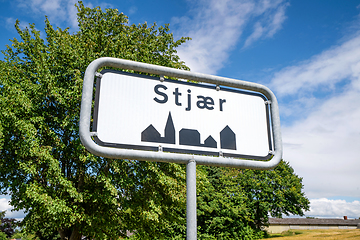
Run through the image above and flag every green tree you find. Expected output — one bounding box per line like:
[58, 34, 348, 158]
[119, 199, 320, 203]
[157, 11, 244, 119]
[0, 211, 19, 238]
[0, 2, 189, 239]
[142, 160, 309, 240]
[194, 161, 309, 239]
[0, 232, 7, 240]
[11, 229, 35, 240]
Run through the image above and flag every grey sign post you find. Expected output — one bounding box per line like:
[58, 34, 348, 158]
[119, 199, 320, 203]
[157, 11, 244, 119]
[79, 57, 282, 240]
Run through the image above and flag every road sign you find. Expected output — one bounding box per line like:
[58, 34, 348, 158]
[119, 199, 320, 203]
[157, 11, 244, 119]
[80, 57, 283, 240]
[93, 69, 272, 160]
[79, 57, 282, 169]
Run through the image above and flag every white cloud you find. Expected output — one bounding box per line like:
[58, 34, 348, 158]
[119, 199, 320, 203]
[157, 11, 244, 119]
[5, 17, 37, 32]
[0, 197, 25, 219]
[308, 198, 360, 218]
[271, 33, 360, 96]
[266, 2, 288, 37]
[173, 0, 289, 74]
[243, 22, 264, 49]
[282, 86, 360, 199]
[14, 0, 100, 30]
[0, 197, 11, 212]
[271, 33, 360, 199]
[67, 0, 80, 29]
[5, 17, 17, 31]
[18, 0, 67, 22]
[244, 1, 288, 48]
[128, 6, 138, 15]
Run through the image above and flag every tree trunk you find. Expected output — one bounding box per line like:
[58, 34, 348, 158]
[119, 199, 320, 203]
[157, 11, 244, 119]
[59, 228, 70, 240]
[69, 227, 82, 240]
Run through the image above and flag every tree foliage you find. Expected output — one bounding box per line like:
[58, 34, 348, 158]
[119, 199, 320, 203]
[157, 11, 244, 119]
[0, 211, 18, 238]
[153, 161, 310, 240]
[195, 161, 309, 239]
[0, 232, 7, 240]
[0, 2, 189, 239]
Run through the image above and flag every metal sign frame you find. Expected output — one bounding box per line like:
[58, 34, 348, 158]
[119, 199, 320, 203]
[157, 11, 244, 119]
[79, 57, 282, 170]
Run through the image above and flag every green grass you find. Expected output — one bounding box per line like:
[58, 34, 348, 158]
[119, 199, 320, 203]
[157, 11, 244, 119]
[265, 230, 303, 238]
[265, 229, 360, 240]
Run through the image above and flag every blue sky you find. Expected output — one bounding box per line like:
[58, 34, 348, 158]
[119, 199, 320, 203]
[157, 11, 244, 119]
[1, 0, 360, 219]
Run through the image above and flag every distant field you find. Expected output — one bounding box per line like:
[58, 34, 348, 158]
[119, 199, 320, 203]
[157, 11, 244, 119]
[267, 229, 360, 239]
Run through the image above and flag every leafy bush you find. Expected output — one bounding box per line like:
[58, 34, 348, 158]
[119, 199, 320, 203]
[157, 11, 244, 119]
[0, 217, 18, 238]
[0, 231, 7, 240]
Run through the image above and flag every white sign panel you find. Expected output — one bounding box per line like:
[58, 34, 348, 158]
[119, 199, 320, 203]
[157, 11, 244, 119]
[93, 70, 272, 159]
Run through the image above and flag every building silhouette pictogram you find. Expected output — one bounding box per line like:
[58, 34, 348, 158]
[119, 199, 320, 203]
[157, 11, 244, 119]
[220, 125, 236, 150]
[179, 129, 217, 148]
[141, 112, 236, 150]
[141, 112, 175, 144]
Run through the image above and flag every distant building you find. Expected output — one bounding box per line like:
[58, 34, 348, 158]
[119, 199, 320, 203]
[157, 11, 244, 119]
[265, 217, 360, 234]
